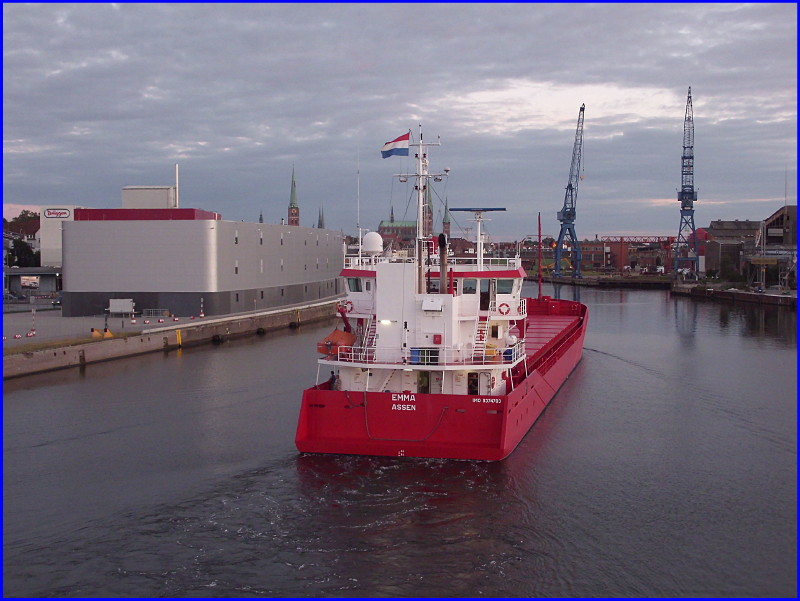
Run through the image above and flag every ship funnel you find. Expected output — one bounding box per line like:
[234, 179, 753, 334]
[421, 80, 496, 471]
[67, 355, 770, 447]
[438, 233, 448, 294]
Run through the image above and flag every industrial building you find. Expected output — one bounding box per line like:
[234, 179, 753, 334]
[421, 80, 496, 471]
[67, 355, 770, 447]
[60, 182, 344, 317]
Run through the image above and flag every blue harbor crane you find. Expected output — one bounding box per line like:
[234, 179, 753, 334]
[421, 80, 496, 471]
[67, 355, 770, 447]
[553, 104, 585, 278]
[674, 87, 699, 275]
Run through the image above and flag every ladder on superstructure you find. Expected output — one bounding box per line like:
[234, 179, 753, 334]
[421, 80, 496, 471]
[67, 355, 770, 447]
[473, 316, 489, 359]
[359, 316, 377, 361]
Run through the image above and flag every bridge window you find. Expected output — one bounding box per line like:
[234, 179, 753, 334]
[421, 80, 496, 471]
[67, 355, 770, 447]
[480, 279, 490, 310]
[463, 279, 477, 294]
[347, 277, 362, 292]
[497, 279, 514, 294]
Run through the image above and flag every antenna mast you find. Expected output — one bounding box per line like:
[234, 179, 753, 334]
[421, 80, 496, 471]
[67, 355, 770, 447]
[357, 151, 362, 259]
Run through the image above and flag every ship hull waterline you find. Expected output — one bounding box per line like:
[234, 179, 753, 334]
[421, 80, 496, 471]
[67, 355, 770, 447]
[296, 300, 587, 461]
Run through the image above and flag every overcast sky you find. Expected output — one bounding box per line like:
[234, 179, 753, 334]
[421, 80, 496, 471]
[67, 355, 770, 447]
[3, 3, 797, 241]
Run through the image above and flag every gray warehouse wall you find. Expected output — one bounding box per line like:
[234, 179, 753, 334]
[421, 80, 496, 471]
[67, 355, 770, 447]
[62, 219, 344, 316]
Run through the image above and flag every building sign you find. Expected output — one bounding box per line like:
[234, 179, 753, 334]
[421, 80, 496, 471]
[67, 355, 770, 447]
[21, 275, 40, 288]
[44, 208, 71, 218]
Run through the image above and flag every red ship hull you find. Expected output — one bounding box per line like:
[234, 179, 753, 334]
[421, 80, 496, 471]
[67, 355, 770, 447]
[296, 298, 587, 461]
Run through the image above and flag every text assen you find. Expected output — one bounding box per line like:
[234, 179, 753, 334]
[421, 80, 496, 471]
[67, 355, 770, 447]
[390, 393, 503, 411]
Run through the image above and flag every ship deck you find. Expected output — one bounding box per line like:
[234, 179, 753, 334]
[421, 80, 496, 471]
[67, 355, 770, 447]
[317, 306, 584, 372]
[523, 314, 582, 361]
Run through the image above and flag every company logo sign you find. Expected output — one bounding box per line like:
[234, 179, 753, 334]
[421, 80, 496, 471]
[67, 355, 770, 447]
[44, 208, 71, 218]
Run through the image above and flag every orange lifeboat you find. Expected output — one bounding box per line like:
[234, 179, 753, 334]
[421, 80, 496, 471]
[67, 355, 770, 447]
[316, 329, 356, 356]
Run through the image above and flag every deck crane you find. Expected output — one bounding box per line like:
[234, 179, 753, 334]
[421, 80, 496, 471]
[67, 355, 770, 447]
[674, 87, 699, 276]
[554, 104, 585, 278]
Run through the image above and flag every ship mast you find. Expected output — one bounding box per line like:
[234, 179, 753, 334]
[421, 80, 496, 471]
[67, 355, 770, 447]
[415, 126, 428, 292]
[399, 125, 446, 293]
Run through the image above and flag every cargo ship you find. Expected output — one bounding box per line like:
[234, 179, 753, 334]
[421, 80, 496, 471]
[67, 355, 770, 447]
[295, 129, 588, 461]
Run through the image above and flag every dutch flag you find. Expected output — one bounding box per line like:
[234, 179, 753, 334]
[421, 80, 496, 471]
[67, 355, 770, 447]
[380, 132, 410, 159]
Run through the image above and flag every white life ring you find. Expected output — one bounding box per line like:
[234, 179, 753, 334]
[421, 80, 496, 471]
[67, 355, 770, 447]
[343, 300, 354, 313]
[498, 303, 510, 315]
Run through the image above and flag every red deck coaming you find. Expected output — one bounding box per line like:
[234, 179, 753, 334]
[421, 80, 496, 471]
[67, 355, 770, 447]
[296, 299, 588, 461]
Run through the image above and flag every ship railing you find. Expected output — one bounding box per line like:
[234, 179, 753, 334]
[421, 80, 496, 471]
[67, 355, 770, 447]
[426, 256, 522, 269]
[332, 339, 526, 367]
[344, 255, 414, 269]
[487, 298, 527, 316]
[450, 257, 522, 269]
[343, 256, 522, 270]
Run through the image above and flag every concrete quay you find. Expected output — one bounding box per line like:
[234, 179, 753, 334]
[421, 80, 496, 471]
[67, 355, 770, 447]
[3, 298, 339, 380]
[670, 285, 797, 307]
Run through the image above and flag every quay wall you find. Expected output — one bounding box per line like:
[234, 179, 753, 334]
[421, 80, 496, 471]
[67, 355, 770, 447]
[542, 276, 795, 306]
[671, 286, 796, 308]
[4, 300, 337, 380]
[540, 276, 672, 289]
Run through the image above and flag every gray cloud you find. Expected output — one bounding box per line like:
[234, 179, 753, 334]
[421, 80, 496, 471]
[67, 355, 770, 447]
[3, 3, 796, 239]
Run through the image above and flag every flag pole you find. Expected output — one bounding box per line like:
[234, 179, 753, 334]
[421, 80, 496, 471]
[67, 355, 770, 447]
[357, 150, 362, 261]
[538, 212, 543, 300]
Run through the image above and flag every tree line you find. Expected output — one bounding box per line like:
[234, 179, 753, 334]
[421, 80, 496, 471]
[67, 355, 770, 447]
[4, 210, 40, 267]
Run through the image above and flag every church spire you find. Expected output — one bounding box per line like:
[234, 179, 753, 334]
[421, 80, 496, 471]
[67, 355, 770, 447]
[317, 206, 325, 229]
[443, 197, 451, 236]
[288, 166, 299, 226]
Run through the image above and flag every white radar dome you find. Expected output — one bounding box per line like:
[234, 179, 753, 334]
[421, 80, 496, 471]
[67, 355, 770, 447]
[362, 231, 384, 255]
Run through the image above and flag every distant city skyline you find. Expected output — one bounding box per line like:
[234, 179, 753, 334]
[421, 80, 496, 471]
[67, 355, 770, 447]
[4, 4, 796, 240]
